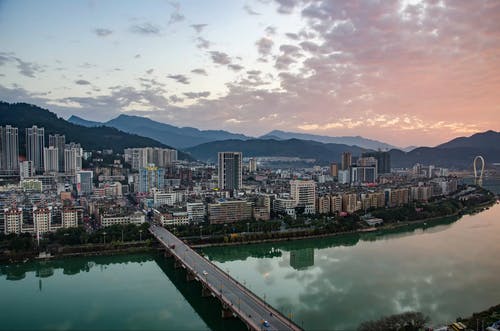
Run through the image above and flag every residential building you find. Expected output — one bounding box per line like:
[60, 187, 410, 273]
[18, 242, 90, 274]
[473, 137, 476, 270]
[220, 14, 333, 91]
[218, 152, 242, 190]
[338, 169, 350, 184]
[342, 193, 358, 213]
[138, 164, 165, 193]
[362, 151, 391, 174]
[331, 195, 342, 213]
[317, 195, 331, 214]
[330, 163, 338, 177]
[4, 208, 23, 234]
[62, 208, 80, 228]
[43, 146, 59, 173]
[341, 152, 352, 170]
[26, 126, 45, 173]
[33, 207, 52, 234]
[0, 125, 19, 174]
[48, 134, 65, 172]
[64, 146, 82, 174]
[248, 158, 257, 172]
[19, 161, 34, 180]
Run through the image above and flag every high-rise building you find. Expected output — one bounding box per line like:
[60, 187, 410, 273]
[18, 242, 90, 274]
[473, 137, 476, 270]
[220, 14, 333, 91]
[138, 164, 165, 193]
[290, 180, 316, 211]
[43, 146, 59, 173]
[0, 125, 19, 174]
[124, 147, 178, 170]
[48, 134, 65, 172]
[33, 207, 52, 235]
[341, 152, 352, 170]
[64, 146, 82, 174]
[248, 158, 257, 172]
[330, 163, 338, 177]
[26, 126, 45, 173]
[361, 151, 391, 174]
[77, 170, 93, 195]
[4, 208, 23, 234]
[218, 152, 242, 190]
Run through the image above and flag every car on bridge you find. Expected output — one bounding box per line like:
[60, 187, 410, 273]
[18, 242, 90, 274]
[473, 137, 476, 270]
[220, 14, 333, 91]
[262, 320, 270, 328]
[202, 270, 208, 276]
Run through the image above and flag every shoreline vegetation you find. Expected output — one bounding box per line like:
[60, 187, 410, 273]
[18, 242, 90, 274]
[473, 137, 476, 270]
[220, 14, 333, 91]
[0, 189, 496, 263]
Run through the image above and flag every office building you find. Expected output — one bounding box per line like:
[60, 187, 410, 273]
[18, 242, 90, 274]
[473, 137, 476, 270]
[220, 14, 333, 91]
[43, 146, 59, 173]
[208, 200, 252, 224]
[350, 166, 377, 185]
[0, 125, 19, 174]
[48, 134, 65, 172]
[362, 151, 391, 174]
[218, 152, 242, 190]
[77, 170, 93, 195]
[26, 126, 45, 173]
[290, 180, 316, 212]
[138, 164, 165, 193]
[341, 152, 352, 170]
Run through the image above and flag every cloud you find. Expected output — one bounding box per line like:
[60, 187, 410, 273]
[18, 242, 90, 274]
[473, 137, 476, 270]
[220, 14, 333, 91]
[167, 74, 190, 85]
[275, 0, 298, 14]
[190, 24, 207, 33]
[93, 28, 113, 37]
[134, 54, 141, 59]
[243, 4, 260, 15]
[228, 64, 244, 71]
[183, 91, 210, 99]
[196, 37, 211, 49]
[131, 23, 162, 35]
[15, 58, 43, 78]
[146, 69, 154, 75]
[256, 37, 274, 57]
[265, 26, 277, 35]
[75, 79, 91, 85]
[191, 68, 207, 75]
[285, 32, 299, 40]
[209, 51, 232, 65]
[169, 95, 184, 103]
[168, 1, 185, 25]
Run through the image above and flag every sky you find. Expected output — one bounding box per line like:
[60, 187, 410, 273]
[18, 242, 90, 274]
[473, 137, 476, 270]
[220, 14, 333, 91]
[0, 0, 499, 147]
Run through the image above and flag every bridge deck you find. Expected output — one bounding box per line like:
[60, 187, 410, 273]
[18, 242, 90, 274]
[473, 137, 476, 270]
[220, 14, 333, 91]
[150, 225, 302, 331]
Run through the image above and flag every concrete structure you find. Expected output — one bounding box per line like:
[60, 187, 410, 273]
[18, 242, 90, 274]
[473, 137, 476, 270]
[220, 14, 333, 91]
[4, 208, 23, 234]
[138, 164, 165, 193]
[26, 126, 45, 173]
[19, 161, 34, 180]
[473, 156, 485, 187]
[48, 134, 65, 172]
[208, 200, 252, 224]
[77, 171, 93, 195]
[187, 202, 206, 223]
[150, 225, 303, 331]
[0, 125, 19, 174]
[64, 146, 82, 174]
[341, 152, 352, 170]
[290, 180, 316, 210]
[43, 146, 59, 173]
[218, 152, 242, 190]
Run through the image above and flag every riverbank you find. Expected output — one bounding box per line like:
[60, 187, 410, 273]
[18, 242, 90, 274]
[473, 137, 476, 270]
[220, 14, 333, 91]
[0, 241, 156, 264]
[190, 198, 497, 248]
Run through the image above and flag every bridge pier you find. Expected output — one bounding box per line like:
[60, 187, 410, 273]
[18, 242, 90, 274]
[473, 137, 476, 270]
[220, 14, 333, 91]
[186, 271, 196, 282]
[221, 304, 235, 319]
[201, 285, 212, 297]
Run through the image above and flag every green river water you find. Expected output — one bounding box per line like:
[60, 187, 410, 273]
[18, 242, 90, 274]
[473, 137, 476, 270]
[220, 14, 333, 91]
[1, 203, 499, 330]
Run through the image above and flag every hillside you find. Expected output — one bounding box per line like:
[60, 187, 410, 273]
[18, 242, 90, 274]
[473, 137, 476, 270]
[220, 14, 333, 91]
[436, 130, 500, 149]
[185, 138, 369, 163]
[260, 130, 397, 150]
[68, 114, 252, 149]
[0, 102, 190, 159]
[67, 115, 102, 128]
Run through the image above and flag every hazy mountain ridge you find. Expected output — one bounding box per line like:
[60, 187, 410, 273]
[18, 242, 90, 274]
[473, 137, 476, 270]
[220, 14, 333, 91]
[68, 114, 252, 149]
[260, 130, 397, 150]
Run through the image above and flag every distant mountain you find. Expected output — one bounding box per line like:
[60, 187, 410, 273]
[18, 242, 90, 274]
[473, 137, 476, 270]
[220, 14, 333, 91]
[185, 130, 500, 169]
[260, 130, 396, 150]
[390, 131, 500, 168]
[401, 145, 419, 152]
[436, 130, 500, 149]
[185, 138, 368, 163]
[0, 102, 191, 159]
[67, 115, 102, 128]
[68, 114, 252, 149]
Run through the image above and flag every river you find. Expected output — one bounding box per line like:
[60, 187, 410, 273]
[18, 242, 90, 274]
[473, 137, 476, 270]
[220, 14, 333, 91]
[1, 204, 499, 330]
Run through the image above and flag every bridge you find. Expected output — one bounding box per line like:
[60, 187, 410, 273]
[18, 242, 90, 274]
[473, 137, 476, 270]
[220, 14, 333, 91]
[150, 225, 303, 331]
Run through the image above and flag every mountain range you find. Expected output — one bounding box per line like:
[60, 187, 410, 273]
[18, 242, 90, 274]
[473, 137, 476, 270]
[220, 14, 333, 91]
[0, 102, 191, 159]
[68, 114, 401, 150]
[68, 114, 251, 149]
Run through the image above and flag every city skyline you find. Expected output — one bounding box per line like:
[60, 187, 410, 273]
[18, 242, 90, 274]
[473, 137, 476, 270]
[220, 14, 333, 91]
[0, 0, 499, 146]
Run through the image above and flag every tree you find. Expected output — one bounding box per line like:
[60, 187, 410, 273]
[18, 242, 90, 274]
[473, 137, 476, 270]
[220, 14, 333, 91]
[358, 312, 429, 331]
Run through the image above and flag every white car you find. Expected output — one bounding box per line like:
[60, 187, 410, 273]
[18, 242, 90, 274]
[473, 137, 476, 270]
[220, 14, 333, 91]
[202, 270, 208, 275]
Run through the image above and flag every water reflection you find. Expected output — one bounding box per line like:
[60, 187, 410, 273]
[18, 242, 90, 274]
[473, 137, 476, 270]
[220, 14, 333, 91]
[290, 248, 314, 270]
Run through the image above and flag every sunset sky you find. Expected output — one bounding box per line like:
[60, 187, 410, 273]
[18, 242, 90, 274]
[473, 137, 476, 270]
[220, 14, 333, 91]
[0, 0, 499, 147]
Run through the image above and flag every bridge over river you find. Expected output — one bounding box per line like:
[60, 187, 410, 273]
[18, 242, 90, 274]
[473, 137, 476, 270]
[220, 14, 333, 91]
[150, 225, 303, 331]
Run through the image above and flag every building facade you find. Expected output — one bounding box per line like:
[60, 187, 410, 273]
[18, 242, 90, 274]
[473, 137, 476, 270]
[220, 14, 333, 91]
[218, 152, 242, 191]
[0, 125, 19, 174]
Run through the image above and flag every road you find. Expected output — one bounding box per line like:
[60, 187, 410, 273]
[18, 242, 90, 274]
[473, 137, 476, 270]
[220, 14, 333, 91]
[150, 225, 302, 331]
